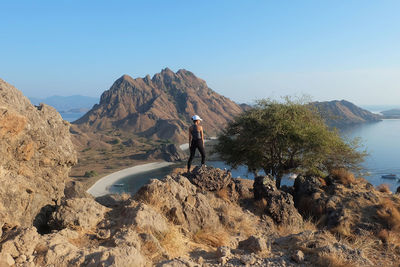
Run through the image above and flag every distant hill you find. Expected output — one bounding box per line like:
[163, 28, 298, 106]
[29, 95, 99, 112]
[312, 100, 382, 128]
[73, 68, 244, 143]
[381, 109, 400, 119]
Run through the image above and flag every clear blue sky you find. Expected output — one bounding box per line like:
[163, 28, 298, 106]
[1, 0, 400, 105]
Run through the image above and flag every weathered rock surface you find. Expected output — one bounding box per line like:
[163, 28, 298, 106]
[238, 236, 269, 254]
[0, 79, 77, 228]
[293, 174, 400, 235]
[122, 202, 169, 234]
[135, 174, 220, 232]
[51, 198, 110, 230]
[186, 165, 239, 201]
[254, 176, 303, 225]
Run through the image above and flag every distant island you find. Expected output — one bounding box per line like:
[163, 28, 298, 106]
[381, 108, 400, 119]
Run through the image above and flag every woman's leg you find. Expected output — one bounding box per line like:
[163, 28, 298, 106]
[187, 142, 196, 171]
[197, 141, 206, 165]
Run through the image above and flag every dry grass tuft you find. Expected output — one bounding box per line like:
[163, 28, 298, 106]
[330, 221, 354, 237]
[377, 198, 400, 232]
[277, 218, 317, 236]
[330, 169, 356, 185]
[378, 229, 400, 250]
[193, 227, 229, 248]
[315, 253, 353, 267]
[216, 188, 230, 202]
[377, 184, 391, 193]
[159, 226, 188, 258]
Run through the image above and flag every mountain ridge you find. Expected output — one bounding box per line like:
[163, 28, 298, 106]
[312, 99, 382, 128]
[73, 68, 244, 143]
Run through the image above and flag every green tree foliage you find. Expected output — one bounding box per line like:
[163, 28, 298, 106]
[215, 98, 366, 188]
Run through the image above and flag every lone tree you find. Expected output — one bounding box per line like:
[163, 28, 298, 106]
[215, 98, 366, 188]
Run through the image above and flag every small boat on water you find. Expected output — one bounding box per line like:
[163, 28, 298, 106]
[381, 174, 397, 179]
[113, 184, 124, 187]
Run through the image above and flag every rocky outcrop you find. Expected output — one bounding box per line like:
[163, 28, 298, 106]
[186, 166, 239, 201]
[254, 176, 303, 225]
[134, 174, 220, 232]
[293, 173, 400, 238]
[0, 79, 77, 228]
[312, 100, 382, 128]
[50, 198, 110, 230]
[2, 164, 400, 265]
[73, 68, 244, 143]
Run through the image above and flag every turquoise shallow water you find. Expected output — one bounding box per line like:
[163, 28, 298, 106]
[110, 119, 400, 195]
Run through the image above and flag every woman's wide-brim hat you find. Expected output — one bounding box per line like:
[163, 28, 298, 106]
[191, 115, 203, 121]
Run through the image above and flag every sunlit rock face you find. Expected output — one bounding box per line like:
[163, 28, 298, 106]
[0, 78, 77, 228]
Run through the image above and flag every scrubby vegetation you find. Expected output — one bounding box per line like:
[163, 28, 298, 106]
[83, 170, 98, 178]
[215, 98, 366, 188]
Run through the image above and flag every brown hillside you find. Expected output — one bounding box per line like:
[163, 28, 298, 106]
[73, 68, 243, 143]
[312, 100, 382, 128]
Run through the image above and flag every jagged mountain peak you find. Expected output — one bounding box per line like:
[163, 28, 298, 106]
[74, 69, 244, 143]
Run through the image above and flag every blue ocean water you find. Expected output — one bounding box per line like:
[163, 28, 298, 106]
[60, 112, 85, 122]
[341, 119, 400, 192]
[111, 119, 400, 195]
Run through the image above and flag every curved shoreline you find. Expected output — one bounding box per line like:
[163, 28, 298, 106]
[86, 162, 175, 197]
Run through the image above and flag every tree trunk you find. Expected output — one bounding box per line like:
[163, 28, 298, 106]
[276, 174, 282, 189]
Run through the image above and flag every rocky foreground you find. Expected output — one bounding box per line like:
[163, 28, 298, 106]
[1, 164, 400, 266]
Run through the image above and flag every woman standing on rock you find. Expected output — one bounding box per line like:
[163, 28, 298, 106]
[187, 115, 206, 172]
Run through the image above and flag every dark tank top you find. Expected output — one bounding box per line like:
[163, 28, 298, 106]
[191, 125, 202, 140]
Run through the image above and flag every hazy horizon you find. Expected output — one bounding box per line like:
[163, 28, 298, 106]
[1, 1, 400, 105]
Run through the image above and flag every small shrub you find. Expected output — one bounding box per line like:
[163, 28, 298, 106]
[84, 170, 98, 178]
[330, 168, 356, 185]
[81, 147, 91, 152]
[377, 198, 400, 232]
[377, 184, 391, 193]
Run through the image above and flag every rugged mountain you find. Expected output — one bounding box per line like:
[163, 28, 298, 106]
[312, 100, 382, 128]
[0, 79, 77, 228]
[73, 68, 244, 143]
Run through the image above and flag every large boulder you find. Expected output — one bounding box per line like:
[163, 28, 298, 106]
[0, 79, 77, 227]
[122, 202, 169, 234]
[185, 166, 239, 201]
[135, 174, 220, 232]
[253, 176, 303, 225]
[51, 198, 110, 230]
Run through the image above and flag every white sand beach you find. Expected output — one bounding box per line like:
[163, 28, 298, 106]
[87, 162, 174, 197]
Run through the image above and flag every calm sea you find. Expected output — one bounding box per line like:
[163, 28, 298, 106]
[109, 119, 400, 195]
[60, 113, 85, 122]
